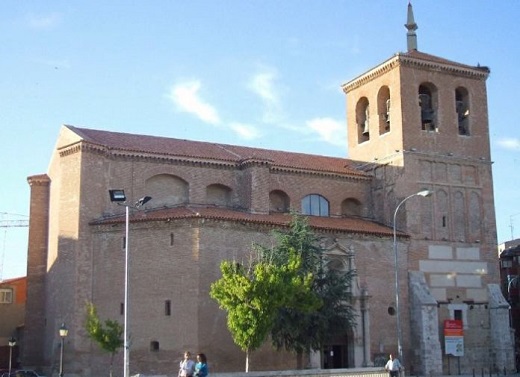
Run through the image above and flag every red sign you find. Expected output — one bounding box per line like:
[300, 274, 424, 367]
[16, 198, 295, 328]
[444, 320, 463, 336]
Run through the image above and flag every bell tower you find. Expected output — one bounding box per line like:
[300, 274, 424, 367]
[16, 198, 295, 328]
[342, 1, 495, 248]
[342, 2, 513, 374]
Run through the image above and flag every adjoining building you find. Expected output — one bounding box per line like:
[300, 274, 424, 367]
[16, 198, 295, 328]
[0, 276, 25, 370]
[22, 3, 514, 377]
[499, 239, 520, 370]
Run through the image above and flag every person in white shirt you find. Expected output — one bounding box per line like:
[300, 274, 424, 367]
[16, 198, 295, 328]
[179, 351, 195, 377]
[385, 353, 402, 377]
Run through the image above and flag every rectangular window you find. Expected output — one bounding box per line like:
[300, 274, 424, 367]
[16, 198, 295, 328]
[120, 303, 124, 315]
[454, 309, 463, 321]
[170, 233, 174, 246]
[122, 237, 126, 250]
[165, 300, 171, 316]
[0, 289, 13, 304]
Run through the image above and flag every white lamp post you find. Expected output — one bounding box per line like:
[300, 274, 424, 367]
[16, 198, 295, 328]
[109, 189, 152, 377]
[8, 336, 16, 375]
[59, 323, 68, 377]
[392, 189, 433, 366]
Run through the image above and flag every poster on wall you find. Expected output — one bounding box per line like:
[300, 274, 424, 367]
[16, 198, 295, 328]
[444, 319, 464, 356]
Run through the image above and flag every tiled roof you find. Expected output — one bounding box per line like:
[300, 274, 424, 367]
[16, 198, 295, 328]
[401, 50, 490, 73]
[91, 206, 399, 238]
[66, 125, 367, 177]
[0, 276, 26, 285]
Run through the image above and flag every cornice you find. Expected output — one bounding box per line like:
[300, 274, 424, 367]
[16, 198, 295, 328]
[27, 174, 50, 186]
[342, 56, 400, 93]
[271, 166, 371, 181]
[59, 140, 369, 178]
[342, 52, 489, 94]
[398, 54, 489, 80]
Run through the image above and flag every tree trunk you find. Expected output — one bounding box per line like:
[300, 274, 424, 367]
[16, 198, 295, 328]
[246, 349, 250, 373]
[109, 352, 114, 377]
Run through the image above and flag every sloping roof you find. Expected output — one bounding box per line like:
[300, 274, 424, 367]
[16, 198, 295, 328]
[65, 125, 368, 178]
[343, 49, 489, 92]
[400, 50, 490, 74]
[91, 206, 399, 238]
[0, 276, 26, 285]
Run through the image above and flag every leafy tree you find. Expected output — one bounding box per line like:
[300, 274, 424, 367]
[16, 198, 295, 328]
[210, 249, 320, 372]
[260, 214, 357, 368]
[85, 302, 124, 377]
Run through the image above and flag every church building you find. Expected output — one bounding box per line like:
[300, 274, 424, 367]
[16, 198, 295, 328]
[22, 4, 514, 376]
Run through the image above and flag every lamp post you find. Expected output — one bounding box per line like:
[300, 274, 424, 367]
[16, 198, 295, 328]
[392, 189, 433, 366]
[8, 336, 16, 375]
[59, 323, 68, 377]
[507, 275, 519, 328]
[109, 189, 152, 377]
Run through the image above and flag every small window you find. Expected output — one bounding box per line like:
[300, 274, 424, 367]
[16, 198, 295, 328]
[170, 233, 174, 246]
[122, 237, 126, 250]
[165, 300, 171, 316]
[120, 303, 124, 315]
[502, 260, 513, 268]
[454, 309, 463, 321]
[301, 194, 329, 217]
[0, 289, 13, 304]
[150, 341, 160, 351]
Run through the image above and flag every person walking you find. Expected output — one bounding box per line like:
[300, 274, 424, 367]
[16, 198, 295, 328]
[194, 353, 208, 377]
[179, 351, 195, 377]
[385, 353, 402, 377]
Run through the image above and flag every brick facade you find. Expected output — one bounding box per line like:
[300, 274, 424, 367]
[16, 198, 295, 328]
[23, 8, 513, 377]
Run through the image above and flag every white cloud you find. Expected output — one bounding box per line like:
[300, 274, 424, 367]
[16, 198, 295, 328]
[27, 12, 62, 30]
[249, 70, 279, 104]
[306, 117, 346, 147]
[169, 81, 220, 125]
[497, 138, 520, 150]
[248, 68, 284, 124]
[229, 122, 261, 140]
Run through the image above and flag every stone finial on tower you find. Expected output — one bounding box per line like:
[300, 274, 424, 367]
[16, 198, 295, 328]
[405, 1, 418, 51]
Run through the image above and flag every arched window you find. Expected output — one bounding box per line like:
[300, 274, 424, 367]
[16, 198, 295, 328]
[145, 174, 189, 207]
[269, 190, 290, 213]
[378, 86, 391, 134]
[301, 194, 329, 217]
[341, 198, 362, 217]
[356, 97, 370, 143]
[455, 87, 470, 135]
[419, 83, 437, 132]
[206, 184, 232, 207]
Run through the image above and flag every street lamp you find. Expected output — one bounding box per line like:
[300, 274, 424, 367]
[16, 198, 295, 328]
[8, 336, 16, 375]
[109, 189, 152, 377]
[59, 323, 68, 377]
[392, 189, 433, 366]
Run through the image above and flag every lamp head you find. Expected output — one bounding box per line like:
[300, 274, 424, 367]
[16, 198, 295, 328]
[135, 196, 152, 208]
[8, 337, 16, 346]
[59, 323, 69, 338]
[417, 189, 433, 197]
[109, 189, 127, 202]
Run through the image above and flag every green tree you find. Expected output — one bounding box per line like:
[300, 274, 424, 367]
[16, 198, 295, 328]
[210, 249, 320, 372]
[85, 302, 124, 377]
[261, 214, 357, 368]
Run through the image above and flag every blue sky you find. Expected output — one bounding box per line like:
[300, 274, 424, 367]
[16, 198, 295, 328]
[1, 1, 520, 280]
